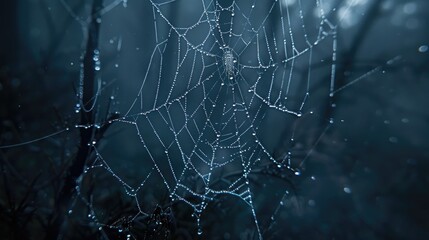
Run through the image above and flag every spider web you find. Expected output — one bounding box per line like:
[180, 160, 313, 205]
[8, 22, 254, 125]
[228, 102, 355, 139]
[70, 0, 340, 238]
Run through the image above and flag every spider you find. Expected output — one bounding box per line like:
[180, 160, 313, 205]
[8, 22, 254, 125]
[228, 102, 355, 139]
[222, 48, 237, 83]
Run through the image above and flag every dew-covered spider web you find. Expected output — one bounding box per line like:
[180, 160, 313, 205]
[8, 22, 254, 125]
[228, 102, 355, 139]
[65, 0, 343, 238]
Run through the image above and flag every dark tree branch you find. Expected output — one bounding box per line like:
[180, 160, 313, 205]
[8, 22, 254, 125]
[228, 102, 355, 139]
[45, 0, 112, 239]
[58, 0, 102, 209]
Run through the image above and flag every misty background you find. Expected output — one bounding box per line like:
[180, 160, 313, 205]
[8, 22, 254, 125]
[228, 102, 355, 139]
[1, 0, 428, 239]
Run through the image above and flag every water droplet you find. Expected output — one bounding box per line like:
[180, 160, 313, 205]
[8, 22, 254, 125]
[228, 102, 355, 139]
[418, 45, 428, 53]
[75, 103, 81, 113]
[401, 118, 409, 123]
[343, 187, 352, 194]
